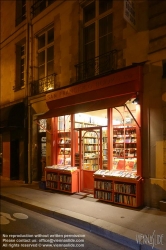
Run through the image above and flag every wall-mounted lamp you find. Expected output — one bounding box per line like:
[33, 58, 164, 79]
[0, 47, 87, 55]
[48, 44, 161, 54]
[132, 93, 139, 104]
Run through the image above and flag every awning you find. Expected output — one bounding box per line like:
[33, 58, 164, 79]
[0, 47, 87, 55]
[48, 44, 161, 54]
[36, 93, 134, 120]
[36, 65, 142, 120]
[0, 102, 25, 132]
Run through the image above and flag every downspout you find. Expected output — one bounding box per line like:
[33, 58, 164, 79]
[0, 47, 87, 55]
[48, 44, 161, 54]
[24, 21, 30, 183]
[28, 21, 32, 183]
[26, 2, 33, 183]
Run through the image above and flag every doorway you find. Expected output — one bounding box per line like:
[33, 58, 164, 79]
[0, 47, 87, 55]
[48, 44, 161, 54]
[80, 128, 102, 193]
[38, 132, 46, 180]
[74, 110, 108, 193]
[10, 139, 19, 179]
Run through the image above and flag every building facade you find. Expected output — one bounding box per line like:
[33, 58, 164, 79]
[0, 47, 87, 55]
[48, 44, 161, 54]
[0, 0, 166, 208]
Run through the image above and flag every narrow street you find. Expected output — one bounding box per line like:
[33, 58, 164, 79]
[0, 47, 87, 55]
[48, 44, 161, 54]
[0, 200, 132, 250]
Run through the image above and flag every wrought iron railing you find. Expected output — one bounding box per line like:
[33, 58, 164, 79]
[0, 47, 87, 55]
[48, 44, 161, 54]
[30, 73, 56, 96]
[31, 0, 55, 18]
[75, 50, 117, 82]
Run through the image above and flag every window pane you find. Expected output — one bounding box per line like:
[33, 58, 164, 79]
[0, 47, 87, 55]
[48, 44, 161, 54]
[85, 42, 95, 60]
[22, 5, 26, 15]
[47, 61, 54, 75]
[21, 72, 24, 80]
[21, 45, 25, 56]
[38, 34, 45, 49]
[99, 0, 112, 14]
[99, 14, 112, 37]
[48, 0, 55, 6]
[39, 0, 46, 11]
[21, 63, 24, 73]
[21, 58, 24, 65]
[48, 28, 54, 44]
[84, 2, 95, 23]
[99, 14, 113, 54]
[47, 46, 54, 62]
[99, 33, 112, 54]
[38, 51, 45, 66]
[84, 23, 95, 43]
[39, 65, 45, 79]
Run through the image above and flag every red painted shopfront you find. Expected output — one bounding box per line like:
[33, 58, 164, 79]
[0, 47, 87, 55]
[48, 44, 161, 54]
[38, 65, 143, 203]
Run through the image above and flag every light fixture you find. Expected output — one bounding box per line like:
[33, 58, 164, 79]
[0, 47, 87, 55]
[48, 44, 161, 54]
[132, 93, 139, 104]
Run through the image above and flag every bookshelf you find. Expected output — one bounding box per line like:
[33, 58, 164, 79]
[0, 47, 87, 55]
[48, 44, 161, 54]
[45, 166, 79, 193]
[57, 131, 71, 165]
[102, 129, 108, 169]
[94, 169, 142, 207]
[113, 125, 137, 172]
[82, 130, 100, 171]
[113, 126, 137, 159]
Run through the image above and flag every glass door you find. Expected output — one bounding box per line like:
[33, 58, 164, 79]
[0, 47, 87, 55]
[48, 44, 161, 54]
[82, 129, 100, 172]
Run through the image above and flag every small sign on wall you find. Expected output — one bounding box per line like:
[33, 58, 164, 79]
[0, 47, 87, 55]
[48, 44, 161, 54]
[124, 0, 136, 30]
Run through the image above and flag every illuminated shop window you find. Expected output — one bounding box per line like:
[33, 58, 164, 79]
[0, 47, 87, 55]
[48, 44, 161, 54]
[112, 99, 137, 172]
[39, 119, 47, 132]
[57, 116, 71, 166]
[75, 110, 108, 171]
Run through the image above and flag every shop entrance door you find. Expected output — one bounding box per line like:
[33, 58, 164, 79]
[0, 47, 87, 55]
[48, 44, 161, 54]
[80, 127, 102, 193]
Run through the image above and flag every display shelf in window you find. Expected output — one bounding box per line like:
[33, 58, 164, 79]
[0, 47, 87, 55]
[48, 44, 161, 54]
[93, 170, 142, 208]
[113, 126, 137, 157]
[45, 166, 79, 193]
[113, 126, 137, 171]
[102, 129, 108, 169]
[57, 131, 71, 165]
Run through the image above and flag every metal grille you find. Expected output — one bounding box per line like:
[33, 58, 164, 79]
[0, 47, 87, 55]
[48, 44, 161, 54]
[30, 73, 56, 96]
[75, 50, 117, 82]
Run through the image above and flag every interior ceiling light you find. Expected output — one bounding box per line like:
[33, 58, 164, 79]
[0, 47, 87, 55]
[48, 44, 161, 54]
[132, 93, 139, 104]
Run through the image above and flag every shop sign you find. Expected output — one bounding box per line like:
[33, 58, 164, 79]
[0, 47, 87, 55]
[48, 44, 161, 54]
[124, 0, 136, 30]
[46, 66, 140, 102]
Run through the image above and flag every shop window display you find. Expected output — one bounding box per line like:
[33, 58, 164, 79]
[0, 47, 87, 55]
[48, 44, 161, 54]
[74, 110, 108, 171]
[112, 100, 137, 173]
[57, 115, 71, 166]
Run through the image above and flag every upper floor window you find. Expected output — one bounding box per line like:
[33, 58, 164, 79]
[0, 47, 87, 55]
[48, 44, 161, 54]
[15, 0, 26, 26]
[38, 28, 54, 80]
[31, 0, 56, 18]
[83, 0, 113, 61]
[15, 41, 26, 91]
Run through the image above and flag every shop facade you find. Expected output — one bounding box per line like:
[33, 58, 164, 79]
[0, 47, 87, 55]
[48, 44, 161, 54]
[37, 65, 143, 207]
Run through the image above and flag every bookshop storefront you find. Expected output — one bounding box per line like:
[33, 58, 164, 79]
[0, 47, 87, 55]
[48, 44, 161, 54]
[38, 65, 143, 207]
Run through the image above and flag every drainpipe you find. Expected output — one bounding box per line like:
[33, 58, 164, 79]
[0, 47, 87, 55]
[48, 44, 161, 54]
[26, 3, 33, 183]
[24, 20, 30, 184]
[28, 21, 32, 184]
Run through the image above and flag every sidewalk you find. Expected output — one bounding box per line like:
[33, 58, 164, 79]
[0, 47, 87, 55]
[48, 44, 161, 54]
[0, 179, 166, 250]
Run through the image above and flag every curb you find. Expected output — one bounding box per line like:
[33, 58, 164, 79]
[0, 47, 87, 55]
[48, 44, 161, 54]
[0, 193, 159, 250]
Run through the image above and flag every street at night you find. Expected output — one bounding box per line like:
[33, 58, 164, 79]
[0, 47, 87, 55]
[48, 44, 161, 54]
[1, 1, 166, 250]
[0, 200, 132, 250]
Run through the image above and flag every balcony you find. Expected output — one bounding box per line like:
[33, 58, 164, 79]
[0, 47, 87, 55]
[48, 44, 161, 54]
[30, 73, 56, 96]
[75, 50, 117, 82]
